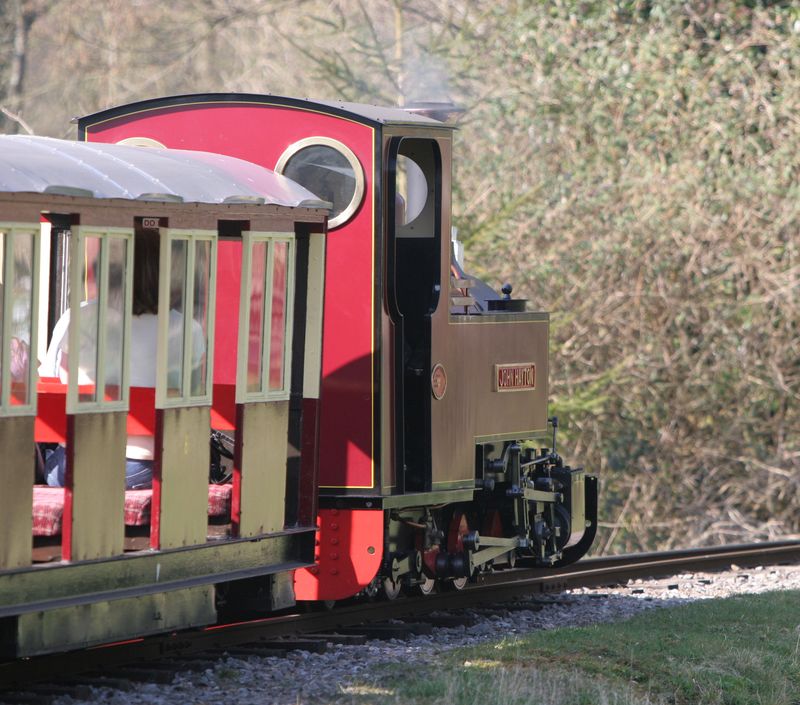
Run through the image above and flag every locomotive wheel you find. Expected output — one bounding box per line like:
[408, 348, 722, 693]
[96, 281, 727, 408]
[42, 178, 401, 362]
[382, 577, 402, 600]
[417, 575, 436, 596]
[451, 576, 468, 591]
[439, 575, 468, 591]
[447, 511, 470, 553]
[446, 510, 472, 590]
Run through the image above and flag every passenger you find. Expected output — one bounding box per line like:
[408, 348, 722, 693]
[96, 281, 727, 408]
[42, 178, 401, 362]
[38, 229, 206, 489]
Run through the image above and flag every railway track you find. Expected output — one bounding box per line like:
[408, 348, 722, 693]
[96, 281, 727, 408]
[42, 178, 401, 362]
[2, 540, 799, 696]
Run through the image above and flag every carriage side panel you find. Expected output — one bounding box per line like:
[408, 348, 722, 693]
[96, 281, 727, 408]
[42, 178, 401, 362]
[64, 412, 127, 561]
[0, 416, 34, 569]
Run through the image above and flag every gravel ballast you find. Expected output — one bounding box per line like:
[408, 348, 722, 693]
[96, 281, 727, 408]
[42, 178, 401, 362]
[49, 563, 800, 705]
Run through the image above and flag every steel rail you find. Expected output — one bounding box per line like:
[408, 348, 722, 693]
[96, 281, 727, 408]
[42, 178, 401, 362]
[2, 540, 799, 687]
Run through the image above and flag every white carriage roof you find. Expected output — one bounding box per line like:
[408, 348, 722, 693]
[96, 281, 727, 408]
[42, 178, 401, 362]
[0, 135, 331, 209]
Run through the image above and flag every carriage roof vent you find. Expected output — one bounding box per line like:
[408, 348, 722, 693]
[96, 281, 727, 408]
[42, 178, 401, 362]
[298, 198, 333, 210]
[222, 195, 266, 205]
[136, 193, 184, 203]
[43, 185, 94, 198]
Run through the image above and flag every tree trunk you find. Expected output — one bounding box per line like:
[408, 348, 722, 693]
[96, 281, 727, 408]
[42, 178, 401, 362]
[5, 0, 35, 133]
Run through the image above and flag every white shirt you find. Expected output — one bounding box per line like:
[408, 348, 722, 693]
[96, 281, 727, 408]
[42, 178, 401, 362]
[39, 303, 207, 460]
[39, 304, 205, 385]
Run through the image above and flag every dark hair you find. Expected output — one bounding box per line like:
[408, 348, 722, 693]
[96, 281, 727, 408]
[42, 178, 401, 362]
[132, 228, 160, 315]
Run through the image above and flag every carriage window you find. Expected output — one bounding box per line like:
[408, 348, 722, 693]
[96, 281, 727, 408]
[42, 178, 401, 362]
[157, 228, 217, 408]
[0, 223, 39, 415]
[246, 241, 268, 393]
[67, 226, 133, 414]
[77, 235, 101, 402]
[269, 241, 288, 392]
[167, 238, 187, 398]
[191, 239, 212, 397]
[102, 237, 127, 403]
[275, 138, 364, 229]
[237, 232, 294, 402]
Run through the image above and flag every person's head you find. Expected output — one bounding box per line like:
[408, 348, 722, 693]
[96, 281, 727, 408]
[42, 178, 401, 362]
[132, 227, 159, 315]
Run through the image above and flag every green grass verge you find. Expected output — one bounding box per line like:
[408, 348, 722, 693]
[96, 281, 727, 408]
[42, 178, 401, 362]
[335, 591, 800, 705]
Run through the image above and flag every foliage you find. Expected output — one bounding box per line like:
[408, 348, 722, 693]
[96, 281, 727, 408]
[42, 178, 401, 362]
[452, 2, 800, 551]
[0, 0, 797, 551]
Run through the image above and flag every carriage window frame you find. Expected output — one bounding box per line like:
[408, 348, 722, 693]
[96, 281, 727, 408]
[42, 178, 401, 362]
[275, 137, 365, 229]
[0, 222, 40, 416]
[156, 228, 217, 409]
[66, 226, 134, 415]
[236, 231, 296, 404]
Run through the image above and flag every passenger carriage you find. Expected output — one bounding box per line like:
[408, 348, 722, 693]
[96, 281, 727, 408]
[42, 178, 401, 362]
[0, 135, 328, 658]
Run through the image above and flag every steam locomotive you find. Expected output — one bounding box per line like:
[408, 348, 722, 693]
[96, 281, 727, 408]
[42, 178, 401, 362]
[0, 94, 596, 661]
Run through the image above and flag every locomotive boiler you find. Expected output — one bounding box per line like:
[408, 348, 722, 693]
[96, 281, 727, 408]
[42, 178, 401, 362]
[79, 94, 598, 602]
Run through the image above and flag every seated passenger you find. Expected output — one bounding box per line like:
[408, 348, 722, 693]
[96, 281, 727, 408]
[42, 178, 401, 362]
[38, 230, 205, 489]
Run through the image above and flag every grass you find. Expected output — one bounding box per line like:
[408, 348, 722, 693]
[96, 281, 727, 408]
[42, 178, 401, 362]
[334, 591, 800, 705]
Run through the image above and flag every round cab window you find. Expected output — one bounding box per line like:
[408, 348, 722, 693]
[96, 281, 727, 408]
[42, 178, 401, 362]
[276, 138, 365, 229]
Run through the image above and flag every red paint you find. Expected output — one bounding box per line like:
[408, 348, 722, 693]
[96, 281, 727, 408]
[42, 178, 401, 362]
[34, 380, 67, 442]
[447, 512, 470, 553]
[86, 100, 376, 489]
[213, 239, 242, 386]
[293, 508, 383, 601]
[127, 386, 156, 436]
[210, 384, 236, 431]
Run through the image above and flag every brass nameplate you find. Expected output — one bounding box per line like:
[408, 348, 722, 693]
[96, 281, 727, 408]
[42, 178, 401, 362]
[495, 363, 536, 392]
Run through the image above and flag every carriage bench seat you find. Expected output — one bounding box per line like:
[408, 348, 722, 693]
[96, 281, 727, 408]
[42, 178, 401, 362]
[32, 486, 67, 537]
[32, 484, 234, 537]
[123, 485, 233, 526]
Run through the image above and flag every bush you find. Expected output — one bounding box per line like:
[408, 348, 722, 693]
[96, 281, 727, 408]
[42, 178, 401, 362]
[454, 1, 800, 551]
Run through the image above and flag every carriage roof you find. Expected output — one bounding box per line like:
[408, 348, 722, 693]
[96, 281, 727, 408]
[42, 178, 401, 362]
[0, 135, 330, 209]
